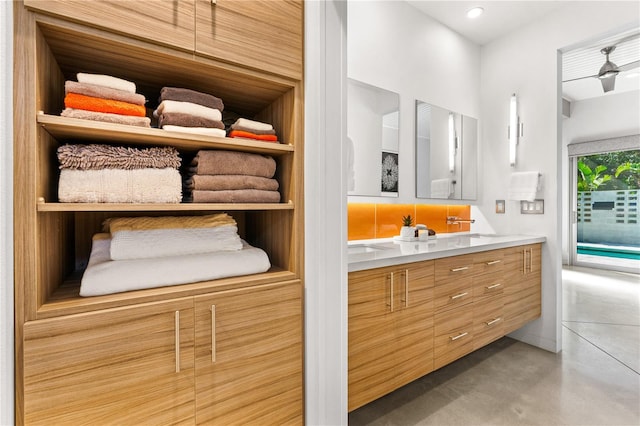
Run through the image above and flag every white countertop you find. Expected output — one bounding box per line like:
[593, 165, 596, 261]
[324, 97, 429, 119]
[348, 233, 546, 272]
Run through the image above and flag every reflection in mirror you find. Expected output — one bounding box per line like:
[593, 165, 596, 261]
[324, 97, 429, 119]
[415, 100, 478, 200]
[347, 79, 400, 197]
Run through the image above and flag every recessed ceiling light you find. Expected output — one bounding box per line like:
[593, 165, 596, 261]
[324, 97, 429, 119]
[466, 7, 484, 19]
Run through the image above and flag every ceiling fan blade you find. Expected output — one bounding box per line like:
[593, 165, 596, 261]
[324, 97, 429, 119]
[619, 60, 640, 72]
[562, 74, 598, 83]
[600, 75, 616, 92]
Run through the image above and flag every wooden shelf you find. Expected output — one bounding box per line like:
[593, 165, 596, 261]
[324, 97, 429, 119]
[37, 114, 295, 155]
[37, 200, 295, 212]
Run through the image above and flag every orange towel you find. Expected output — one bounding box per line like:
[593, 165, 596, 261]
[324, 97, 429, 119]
[228, 129, 278, 142]
[64, 93, 147, 117]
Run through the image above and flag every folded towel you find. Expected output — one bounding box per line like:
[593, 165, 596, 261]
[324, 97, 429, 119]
[159, 87, 224, 111]
[158, 112, 225, 129]
[58, 168, 181, 203]
[57, 144, 180, 170]
[191, 189, 280, 203]
[64, 93, 147, 117]
[230, 123, 276, 135]
[190, 150, 276, 178]
[431, 178, 454, 198]
[109, 225, 243, 260]
[232, 117, 274, 132]
[228, 129, 278, 142]
[104, 213, 236, 232]
[80, 236, 271, 296]
[77, 73, 136, 94]
[65, 81, 146, 105]
[508, 171, 540, 202]
[186, 175, 279, 191]
[61, 108, 151, 127]
[154, 100, 222, 122]
[161, 125, 226, 138]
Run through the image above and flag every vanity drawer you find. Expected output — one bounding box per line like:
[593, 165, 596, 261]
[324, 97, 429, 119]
[434, 308, 473, 370]
[472, 250, 505, 277]
[473, 296, 505, 350]
[435, 254, 474, 282]
[473, 273, 505, 301]
[434, 255, 474, 312]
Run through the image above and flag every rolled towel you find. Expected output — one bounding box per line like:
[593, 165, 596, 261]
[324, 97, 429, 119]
[161, 125, 226, 138]
[64, 93, 147, 117]
[154, 100, 222, 122]
[228, 129, 278, 142]
[158, 112, 225, 129]
[233, 117, 274, 132]
[230, 123, 276, 135]
[190, 150, 276, 178]
[61, 108, 151, 128]
[186, 174, 279, 191]
[77, 73, 136, 94]
[65, 81, 146, 106]
[159, 87, 224, 111]
[191, 189, 281, 203]
[57, 144, 181, 171]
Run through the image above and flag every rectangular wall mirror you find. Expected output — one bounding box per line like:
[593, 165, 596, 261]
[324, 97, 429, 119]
[347, 78, 400, 197]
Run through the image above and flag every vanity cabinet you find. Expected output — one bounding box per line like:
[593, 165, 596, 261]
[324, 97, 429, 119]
[503, 244, 542, 334]
[348, 261, 435, 411]
[472, 251, 505, 350]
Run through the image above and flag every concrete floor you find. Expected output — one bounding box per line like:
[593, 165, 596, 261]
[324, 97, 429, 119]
[349, 266, 640, 425]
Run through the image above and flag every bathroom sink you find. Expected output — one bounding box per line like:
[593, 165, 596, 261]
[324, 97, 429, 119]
[348, 244, 393, 254]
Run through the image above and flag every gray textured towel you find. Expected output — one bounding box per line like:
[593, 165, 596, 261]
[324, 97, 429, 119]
[190, 150, 276, 178]
[187, 174, 279, 191]
[57, 144, 180, 170]
[159, 87, 224, 110]
[159, 112, 225, 129]
[191, 189, 280, 203]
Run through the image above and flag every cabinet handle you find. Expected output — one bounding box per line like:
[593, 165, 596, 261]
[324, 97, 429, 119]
[387, 272, 394, 312]
[450, 292, 468, 300]
[485, 317, 502, 326]
[486, 283, 502, 290]
[522, 250, 527, 275]
[403, 269, 409, 308]
[450, 266, 469, 272]
[211, 0, 217, 4]
[211, 305, 217, 363]
[486, 260, 502, 265]
[450, 331, 468, 341]
[175, 311, 180, 373]
[528, 249, 532, 273]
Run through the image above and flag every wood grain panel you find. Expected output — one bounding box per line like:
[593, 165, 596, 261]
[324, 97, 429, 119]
[503, 244, 542, 334]
[23, 298, 195, 425]
[473, 295, 505, 350]
[25, 0, 196, 52]
[434, 307, 473, 370]
[194, 281, 303, 425]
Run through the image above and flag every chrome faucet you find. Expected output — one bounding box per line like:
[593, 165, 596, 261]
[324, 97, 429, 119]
[447, 216, 476, 225]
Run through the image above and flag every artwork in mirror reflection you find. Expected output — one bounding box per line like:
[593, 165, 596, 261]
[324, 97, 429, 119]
[415, 100, 478, 200]
[347, 78, 400, 197]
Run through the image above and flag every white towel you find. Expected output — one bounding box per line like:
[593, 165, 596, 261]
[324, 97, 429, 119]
[153, 100, 222, 122]
[431, 178, 453, 198]
[80, 236, 271, 296]
[76, 73, 136, 94]
[161, 125, 226, 138]
[58, 168, 182, 203]
[508, 171, 540, 201]
[232, 117, 274, 132]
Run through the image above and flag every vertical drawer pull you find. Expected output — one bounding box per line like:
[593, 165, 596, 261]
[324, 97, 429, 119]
[450, 292, 469, 300]
[450, 266, 469, 272]
[485, 317, 502, 326]
[175, 311, 180, 373]
[404, 269, 409, 308]
[450, 332, 469, 341]
[486, 283, 502, 290]
[388, 272, 394, 312]
[211, 305, 217, 363]
[486, 260, 502, 265]
[522, 250, 527, 274]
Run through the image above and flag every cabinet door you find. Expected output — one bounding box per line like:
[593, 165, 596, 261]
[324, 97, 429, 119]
[194, 281, 303, 425]
[504, 244, 542, 334]
[23, 299, 195, 425]
[24, 0, 196, 51]
[195, 0, 303, 79]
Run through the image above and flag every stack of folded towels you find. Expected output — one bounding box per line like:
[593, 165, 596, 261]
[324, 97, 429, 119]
[79, 213, 271, 296]
[62, 73, 150, 127]
[185, 150, 280, 203]
[229, 117, 279, 143]
[57, 143, 182, 203]
[154, 87, 226, 138]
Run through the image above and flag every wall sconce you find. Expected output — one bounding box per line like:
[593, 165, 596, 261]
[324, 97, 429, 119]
[448, 112, 457, 172]
[509, 93, 523, 167]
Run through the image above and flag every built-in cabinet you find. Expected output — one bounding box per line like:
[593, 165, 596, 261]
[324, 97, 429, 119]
[14, 1, 303, 424]
[348, 243, 542, 411]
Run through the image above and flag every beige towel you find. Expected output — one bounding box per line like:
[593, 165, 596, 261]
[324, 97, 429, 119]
[77, 73, 136, 94]
[190, 150, 276, 178]
[191, 189, 280, 203]
[233, 117, 273, 132]
[154, 100, 222, 122]
[230, 123, 276, 135]
[161, 125, 226, 138]
[65, 81, 146, 105]
[105, 213, 236, 232]
[61, 108, 151, 127]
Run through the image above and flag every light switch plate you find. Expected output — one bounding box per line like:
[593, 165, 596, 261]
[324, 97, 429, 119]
[520, 199, 544, 214]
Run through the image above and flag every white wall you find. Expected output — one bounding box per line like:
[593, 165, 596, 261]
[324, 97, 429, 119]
[0, 1, 13, 424]
[561, 90, 640, 263]
[347, 0, 480, 204]
[478, 1, 640, 352]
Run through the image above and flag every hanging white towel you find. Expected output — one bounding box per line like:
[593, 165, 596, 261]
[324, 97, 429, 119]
[508, 171, 541, 201]
[431, 178, 453, 198]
